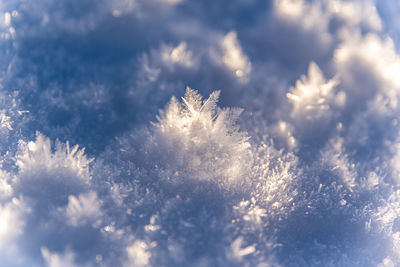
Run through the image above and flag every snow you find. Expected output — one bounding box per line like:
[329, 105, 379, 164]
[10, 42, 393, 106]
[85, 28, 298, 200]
[0, 0, 399, 266]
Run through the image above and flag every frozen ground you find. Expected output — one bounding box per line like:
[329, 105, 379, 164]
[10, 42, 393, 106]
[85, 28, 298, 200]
[0, 0, 400, 266]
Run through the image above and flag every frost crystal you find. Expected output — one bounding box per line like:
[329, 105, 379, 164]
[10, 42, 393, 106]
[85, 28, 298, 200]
[17, 132, 93, 181]
[65, 191, 102, 227]
[221, 31, 251, 79]
[14, 132, 93, 202]
[41, 247, 78, 267]
[287, 62, 341, 120]
[153, 87, 251, 188]
[125, 240, 151, 267]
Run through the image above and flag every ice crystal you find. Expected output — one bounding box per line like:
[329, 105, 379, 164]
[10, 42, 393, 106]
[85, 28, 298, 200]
[153, 87, 251, 188]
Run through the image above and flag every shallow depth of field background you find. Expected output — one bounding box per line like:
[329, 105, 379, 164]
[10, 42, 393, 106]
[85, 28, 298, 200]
[0, 0, 400, 266]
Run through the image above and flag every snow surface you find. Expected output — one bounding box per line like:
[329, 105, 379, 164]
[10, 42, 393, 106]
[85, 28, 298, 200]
[0, 0, 400, 266]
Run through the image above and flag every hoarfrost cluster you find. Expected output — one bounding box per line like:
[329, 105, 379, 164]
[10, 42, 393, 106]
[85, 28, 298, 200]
[0, 0, 399, 266]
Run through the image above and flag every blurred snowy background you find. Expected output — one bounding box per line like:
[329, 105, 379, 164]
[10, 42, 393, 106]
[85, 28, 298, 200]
[0, 0, 400, 266]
